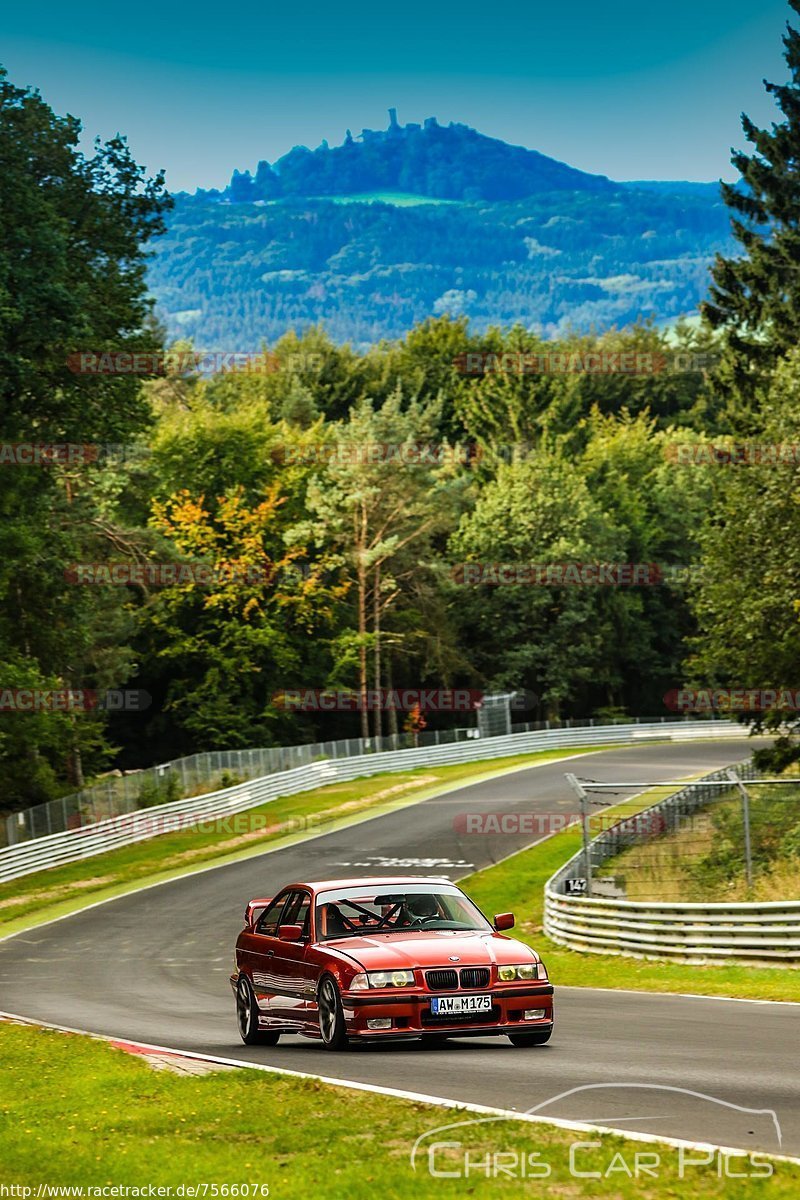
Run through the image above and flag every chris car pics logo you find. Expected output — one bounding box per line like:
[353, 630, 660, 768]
[410, 1084, 781, 1181]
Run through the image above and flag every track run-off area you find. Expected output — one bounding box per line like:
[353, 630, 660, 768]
[2, 738, 798, 1157]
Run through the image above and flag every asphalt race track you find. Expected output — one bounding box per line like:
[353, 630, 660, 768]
[2, 739, 798, 1157]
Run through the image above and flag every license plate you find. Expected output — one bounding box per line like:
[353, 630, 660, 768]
[430, 993, 492, 1015]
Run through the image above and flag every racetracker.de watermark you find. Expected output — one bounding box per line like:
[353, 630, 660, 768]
[0, 689, 151, 713]
[66, 349, 324, 376]
[0, 1186, 270, 1198]
[664, 442, 800, 466]
[452, 811, 670, 835]
[452, 562, 662, 586]
[273, 688, 484, 712]
[665, 687, 800, 713]
[0, 442, 149, 467]
[0, 442, 100, 466]
[277, 441, 556, 466]
[68, 810, 328, 840]
[453, 811, 714, 840]
[453, 350, 719, 377]
[277, 442, 480, 466]
[64, 562, 274, 587]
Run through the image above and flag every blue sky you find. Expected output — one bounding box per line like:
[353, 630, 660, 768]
[0, 0, 791, 191]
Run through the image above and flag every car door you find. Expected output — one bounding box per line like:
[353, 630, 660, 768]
[269, 888, 317, 1029]
[239, 890, 291, 1024]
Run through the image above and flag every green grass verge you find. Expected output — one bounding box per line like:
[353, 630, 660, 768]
[259, 192, 459, 207]
[0, 746, 615, 939]
[1, 1022, 794, 1197]
[462, 787, 800, 1002]
[324, 191, 458, 206]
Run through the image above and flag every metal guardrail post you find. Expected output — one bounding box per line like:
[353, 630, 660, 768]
[727, 767, 754, 890]
[565, 771, 592, 897]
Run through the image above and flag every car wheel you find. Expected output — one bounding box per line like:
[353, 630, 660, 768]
[318, 974, 349, 1050]
[236, 977, 280, 1046]
[508, 1028, 552, 1047]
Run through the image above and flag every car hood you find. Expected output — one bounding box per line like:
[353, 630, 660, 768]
[323, 929, 536, 971]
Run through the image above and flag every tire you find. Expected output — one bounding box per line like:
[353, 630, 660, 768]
[236, 976, 280, 1046]
[508, 1028, 552, 1047]
[318, 974, 349, 1050]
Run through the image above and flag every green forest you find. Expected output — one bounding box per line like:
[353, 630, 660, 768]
[223, 115, 617, 202]
[150, 184, 733, 347]
[2, 0, 800, 818]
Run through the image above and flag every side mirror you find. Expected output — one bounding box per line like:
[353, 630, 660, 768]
[494, 912, 515, 931]
[278, 923, 303, 942]
[244, 898, 272, 928]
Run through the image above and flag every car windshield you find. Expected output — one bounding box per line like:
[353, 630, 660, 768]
[315, 884, 492, 940]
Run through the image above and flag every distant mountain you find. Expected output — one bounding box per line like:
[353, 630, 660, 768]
[214, 111, 615, 204]
[150, 115, 736, 349]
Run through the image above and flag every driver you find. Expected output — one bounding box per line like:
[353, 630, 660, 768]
[322, 902, 350, 938]
[403, 893, 439, 925]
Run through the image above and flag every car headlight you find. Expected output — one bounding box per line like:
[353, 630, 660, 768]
[349, 969, 415, 990]
[498, 962, 548, 982]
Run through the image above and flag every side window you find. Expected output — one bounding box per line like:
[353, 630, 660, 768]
[256, 893, 289, 936]
[283, 890, 311, 938]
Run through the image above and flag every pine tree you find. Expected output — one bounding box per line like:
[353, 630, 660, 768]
[702, 1, 800, 411]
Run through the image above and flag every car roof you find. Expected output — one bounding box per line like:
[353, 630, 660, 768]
[284, 876, 457, 893]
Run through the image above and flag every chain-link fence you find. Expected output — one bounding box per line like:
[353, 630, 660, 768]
[509, 714, 732, 734]
[565, 763, 800, 902]
[2, 711, 738, 851]
[3, 727, 483, 847]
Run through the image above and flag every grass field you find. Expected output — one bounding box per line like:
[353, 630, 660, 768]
[323, 191, 458, 206]
[0, 746, 609, 938]
[256, 191, 459, 207]
[599, 798, 727, 902]
[462, 787, 800, 1002]
[1, 1021, 794, 1198]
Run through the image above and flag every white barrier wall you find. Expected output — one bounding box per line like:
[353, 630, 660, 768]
[544, 892, 800, 963]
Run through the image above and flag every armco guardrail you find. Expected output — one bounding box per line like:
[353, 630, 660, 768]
[5, 713, 725, 847]
[544, 762, 800, 964]
[6, 729, 484, 846]
[0, 719, 743, 884]
[545, 893, 800, 963]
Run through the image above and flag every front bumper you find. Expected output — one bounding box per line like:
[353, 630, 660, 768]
[341, 984, 554, 1038]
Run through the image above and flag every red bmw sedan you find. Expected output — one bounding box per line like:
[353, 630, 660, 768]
[231, 875, 554, 1049]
